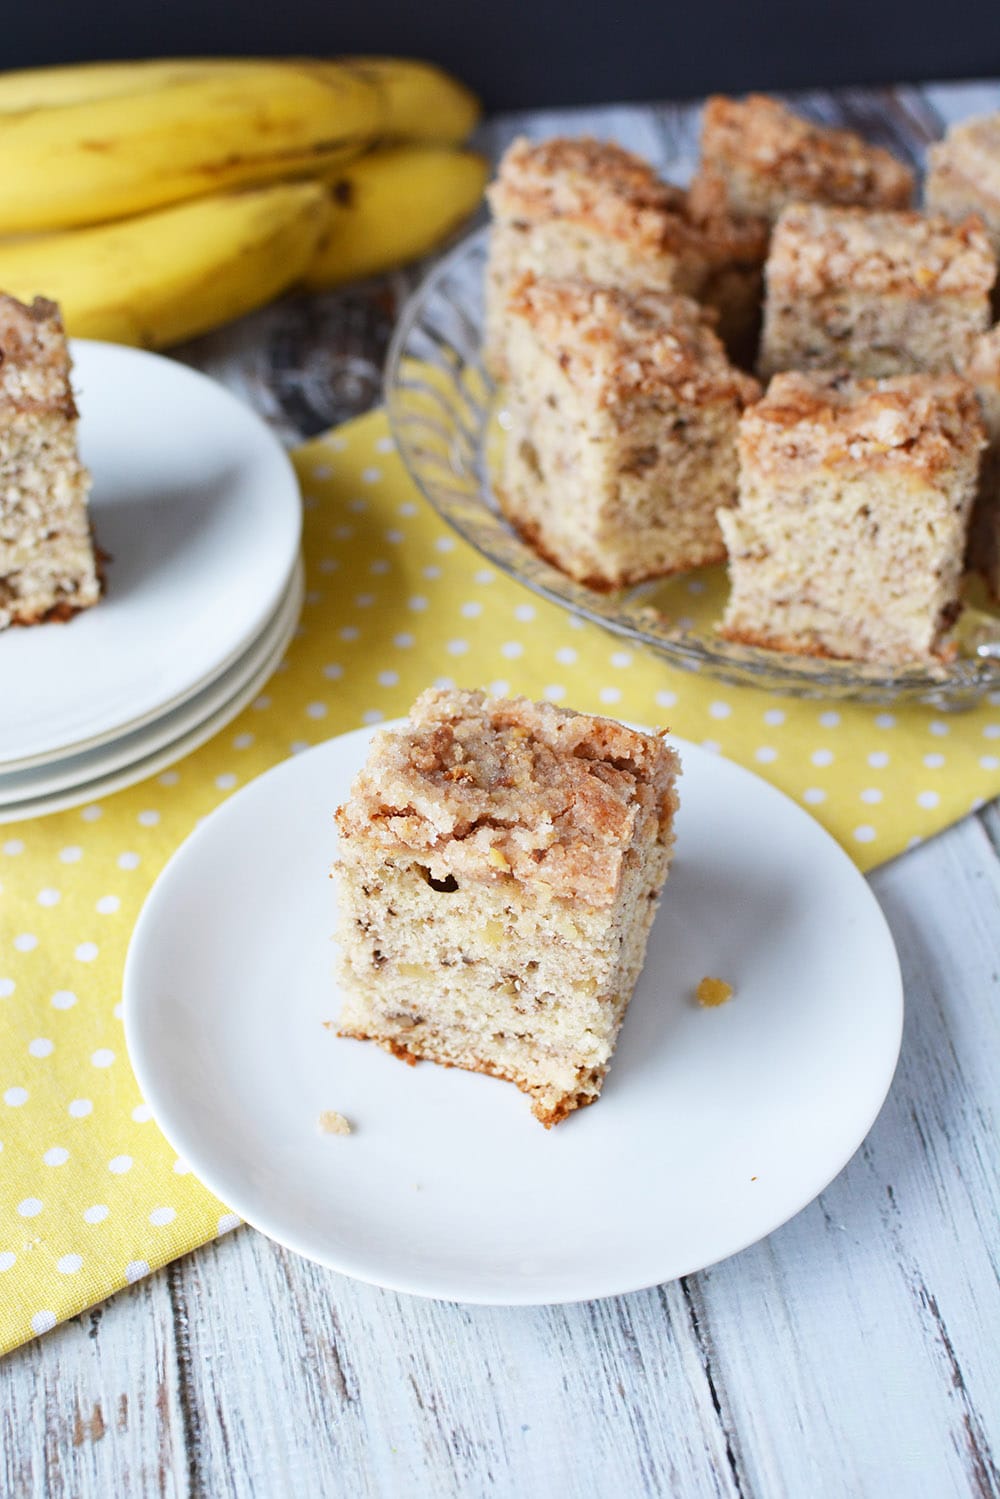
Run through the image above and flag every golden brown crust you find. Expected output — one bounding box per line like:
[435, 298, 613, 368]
[719, 622, 856, 659]
[689, 93, 915, 221]
[337, 1027, 600, 1126]
[741, 369, 986, 480]
[335, 686, 681, 908]
[507, 275, 761, 410]
[765, 203, 997, 299]
[4, 596, 91, 626]
[719, 619, 960, 665]
[498, 490, 728, 590]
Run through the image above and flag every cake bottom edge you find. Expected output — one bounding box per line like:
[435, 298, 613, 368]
[337, 1026, 606, 1128]
[0, 532, 106, 630]
[494, 485, 729, 593]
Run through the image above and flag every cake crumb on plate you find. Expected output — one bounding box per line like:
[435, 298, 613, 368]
[318, 1110, 352, 1136]
[697, 976, 734, 1007]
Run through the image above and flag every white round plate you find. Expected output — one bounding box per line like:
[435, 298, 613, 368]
[0, 341, 301, 770]
[0, 559, 303, 808]
[124, 727, 903, 1305]
[0, 564, 303, 823]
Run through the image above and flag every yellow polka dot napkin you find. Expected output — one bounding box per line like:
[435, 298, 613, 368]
[2, 405, 999, 1355]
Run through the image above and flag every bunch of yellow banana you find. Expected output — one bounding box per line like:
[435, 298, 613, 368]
[0, 56, 487, 348]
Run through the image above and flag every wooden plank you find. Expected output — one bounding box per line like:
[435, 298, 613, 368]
[676, 814, 1000, 1499]
[0, 1274, 186, 1499]
[147, 1223, 744, 1498]
[171, 275, 426, 446]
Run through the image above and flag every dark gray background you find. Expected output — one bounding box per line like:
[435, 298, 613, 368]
[5, 1, 1000, 107]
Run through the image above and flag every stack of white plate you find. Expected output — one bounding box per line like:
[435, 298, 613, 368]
[0, 342, 304, 823]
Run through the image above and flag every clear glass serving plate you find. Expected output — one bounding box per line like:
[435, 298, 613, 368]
[384, 227, 1000, 708]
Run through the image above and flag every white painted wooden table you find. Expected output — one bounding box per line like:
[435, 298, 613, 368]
[3, 83, 1000, 1499]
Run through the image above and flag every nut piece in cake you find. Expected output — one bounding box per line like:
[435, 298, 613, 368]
[758, 204, 997, 381]
[0, 292, 100, 629]
[687, 94, 915, 225]
[962, 326, 1000, 597]
[719, 370, 986, 664]
[333, 688, 682, 1127]
[483, 135, 768, 373]
[925, 112, 1000, 283]
[499, 276, 760, 590]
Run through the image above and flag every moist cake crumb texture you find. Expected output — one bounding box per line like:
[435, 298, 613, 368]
[758, 204, 996, 380]
[333, 687, 681, 1126]
[0, 291, 101, 629]
[720, 369, 986, 665]
[499, 275, 759, 590]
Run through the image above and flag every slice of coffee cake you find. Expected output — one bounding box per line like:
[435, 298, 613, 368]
[758, 205, 996, 381]
[0, 293, 100, 628]
[500, 276, 760, 590]
[333, 688, 681, 1126]
[688, 94, 915, 225]
[720, 369, 986, 664]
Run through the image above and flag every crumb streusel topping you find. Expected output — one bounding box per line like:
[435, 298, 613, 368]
[690, 94, 915, 217]
[507, 275, 760, 408]
[487, 135, 700, 254]
[740, 369, 986, 477]
[336, 688, 680, 907]
[766, 204, 997, 298]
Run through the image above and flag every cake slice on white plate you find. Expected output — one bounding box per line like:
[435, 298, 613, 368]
[333, 687, 681, 1125]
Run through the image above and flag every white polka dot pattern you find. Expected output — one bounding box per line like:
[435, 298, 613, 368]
[0, 405, 997, 1359]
